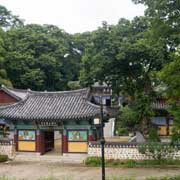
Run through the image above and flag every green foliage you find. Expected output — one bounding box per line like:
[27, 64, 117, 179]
[106, 177, 135, 180]
[158, 52, 180, 97]
[85, 156, 180, 167]
[80, 17, 164, 133]
[117, 92, 155, 133]
[132, 0, 180, 49]
[138, 143, 177, 160]
[146, 176, 180, 180]
[158, 51, 180, 143]
[67, 81, 81, 90]
[148, 128, 160, 142]
[3, 24, 81, 90]
[0, 178, 16, 180]
[0, 5, 23, 28]
[85, 156, 102, 166]
[116, 127, 129, 136]
[0, 155, 8, 162]
[117, 106, 139, 132]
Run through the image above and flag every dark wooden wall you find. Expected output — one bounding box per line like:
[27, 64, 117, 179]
[0, 90, 17, 104]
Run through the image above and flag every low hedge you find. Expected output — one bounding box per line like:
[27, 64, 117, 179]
[0, 155, 8, 163]
[107, 176, 180, 180]
[85, 157, 180, 167]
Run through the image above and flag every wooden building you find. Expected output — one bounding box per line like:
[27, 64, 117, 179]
[0, 85, 103, 155]
[152, 99, 173, 136]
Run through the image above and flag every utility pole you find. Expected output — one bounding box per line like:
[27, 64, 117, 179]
[100, 96, 105, 180]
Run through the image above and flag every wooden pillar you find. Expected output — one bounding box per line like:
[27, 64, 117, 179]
[166, 115, 170, 136]
[41, 131, 45, 155]
[36, 129, 42, 154]
[14, 129, 18, 151]
[88, 129, 94, 141]
[62, 129, 68, 153]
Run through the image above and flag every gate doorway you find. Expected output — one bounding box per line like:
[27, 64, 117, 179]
[42, 130, 62, 155]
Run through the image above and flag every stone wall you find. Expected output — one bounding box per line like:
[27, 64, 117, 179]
[88, 142, 180, 160]
[0, 139, 15, 159]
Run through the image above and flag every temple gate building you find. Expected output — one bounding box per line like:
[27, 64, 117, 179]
[0, 85, 105, 155]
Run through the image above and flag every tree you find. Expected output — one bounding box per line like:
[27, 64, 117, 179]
[0, 5, 23, 87]
[0, 5, 23, 29]
[4, 24, 81, 90]
[116, 106, 139, 133]
[80, 18, 167, 133]
[158, 50, 180, 142]
[132, 0, 180, 50]
[20, 69, 45, 90]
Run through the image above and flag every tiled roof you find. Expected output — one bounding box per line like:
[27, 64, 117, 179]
[1, 85, 28, 100]
[0, 88, 101, 121]
[0, 119, 6, 125]
[152, 100, 169, 110]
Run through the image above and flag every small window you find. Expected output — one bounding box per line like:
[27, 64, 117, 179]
[106, 99, 111, 106]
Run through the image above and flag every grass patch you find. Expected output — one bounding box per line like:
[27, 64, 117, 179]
[85, 157, 180, 168]
[107, 176, 180, 180]
[0, 155, 8, 163]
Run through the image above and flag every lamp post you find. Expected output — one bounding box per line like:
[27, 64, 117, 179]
[100, 96, 105, 180]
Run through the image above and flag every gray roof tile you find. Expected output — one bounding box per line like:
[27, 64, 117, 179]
[0, 88, 101, 121]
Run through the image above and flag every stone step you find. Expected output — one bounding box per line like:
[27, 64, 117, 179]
[14, 153, 87, 164]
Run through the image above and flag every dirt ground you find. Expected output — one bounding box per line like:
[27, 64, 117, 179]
[0, 161, 180, 180]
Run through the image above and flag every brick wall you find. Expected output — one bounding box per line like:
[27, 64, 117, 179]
[88, 142, 180, 160]
[0, 139, 16, 159]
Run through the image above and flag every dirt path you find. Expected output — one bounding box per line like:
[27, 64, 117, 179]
[0, 161, 180, 180]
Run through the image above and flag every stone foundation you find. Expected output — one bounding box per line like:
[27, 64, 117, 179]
[0, 139, 16, 159]
[88, 142, 180, 160]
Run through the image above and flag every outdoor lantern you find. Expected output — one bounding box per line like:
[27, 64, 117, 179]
[94, 118, 101, 125]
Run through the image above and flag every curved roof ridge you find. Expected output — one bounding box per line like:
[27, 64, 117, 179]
[0, 85, 22, 100]
[2, 85, 90, 98]
[4, 85, 89, 95]
[86, 100, 101, 109]
[5, 86, 29, 93]
[28, 88, 89, 96]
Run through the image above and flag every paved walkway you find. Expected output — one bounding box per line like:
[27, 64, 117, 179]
[0, 161, 180, 180]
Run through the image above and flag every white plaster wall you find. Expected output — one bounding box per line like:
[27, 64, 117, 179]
[0, 143, 15, 159]
[104, 118, 115, 138]
[88, 145, 180, 160]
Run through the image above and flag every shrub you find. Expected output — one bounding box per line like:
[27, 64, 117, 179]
[138, 143, 176, 160]
[0, 155, 8, 163]
[85, 156, 101, 166]
[107, 176, 180, 180]
[126, 160, 136, 168]
[85, 157, 180, 167]
[148, 128, 160, 142]
[146, 176, 180, 180]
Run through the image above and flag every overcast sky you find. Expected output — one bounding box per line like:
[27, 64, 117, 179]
[0, 0, 145, 34]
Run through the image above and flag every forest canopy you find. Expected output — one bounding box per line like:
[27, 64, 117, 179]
[0, 1, 179, 137]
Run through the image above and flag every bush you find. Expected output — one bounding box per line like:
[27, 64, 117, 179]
[85, 157, 180, 167]
[148, 128, 160, 142]
[85, 156, 102, 166]
[0, 178, 16, 180]
[107, 176, 180, 180]
[138, 143, 177, 160]
[146, 176, 180, 180]
[0, 155, 8, 163]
